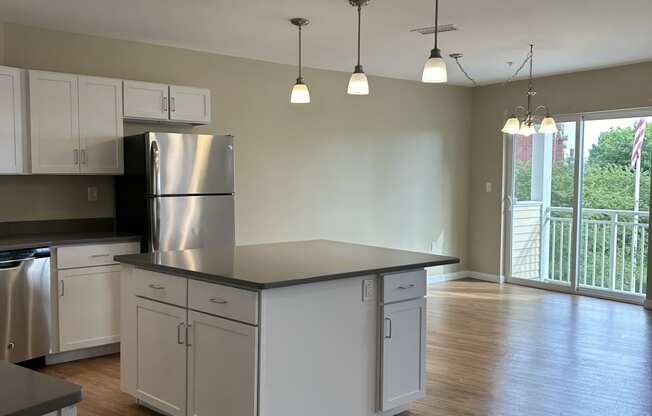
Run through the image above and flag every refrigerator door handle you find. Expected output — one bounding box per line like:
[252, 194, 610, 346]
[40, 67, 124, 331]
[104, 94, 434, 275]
[150, 140, 160, 195]
[151, 197, 161, 252]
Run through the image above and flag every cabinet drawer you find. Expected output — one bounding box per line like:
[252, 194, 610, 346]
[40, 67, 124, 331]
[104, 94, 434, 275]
[133, 268, 187, 307]
[57, 241, 139, 269]
[189, 280, 258, 325]
[382, 270, 426, 304]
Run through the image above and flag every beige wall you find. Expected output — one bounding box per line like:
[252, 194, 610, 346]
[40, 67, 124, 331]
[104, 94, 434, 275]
[469, 61, 652, 276]
[0, 23, 472, 271]
[0, 22, 4, 64]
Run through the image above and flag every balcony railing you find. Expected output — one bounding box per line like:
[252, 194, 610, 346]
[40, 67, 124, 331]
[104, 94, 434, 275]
[548, 207, 648, 295]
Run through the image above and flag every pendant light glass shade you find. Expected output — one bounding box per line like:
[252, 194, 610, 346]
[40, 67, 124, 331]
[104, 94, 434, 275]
[539, 116, 558, 134]
[348, 68, 369, 95]
[518, 122, 537, 137]
[422, 51, 447, 83]
[501, 117, 521, 135]
[290, 79, 311, 103]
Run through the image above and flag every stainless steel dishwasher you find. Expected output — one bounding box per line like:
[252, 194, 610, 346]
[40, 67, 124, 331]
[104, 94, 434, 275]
[0, 247, 52, 363]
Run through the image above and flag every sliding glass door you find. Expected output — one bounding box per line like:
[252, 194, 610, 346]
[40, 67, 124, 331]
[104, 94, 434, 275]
[505, 119, 578, 287]
[505, 108, 651, 303]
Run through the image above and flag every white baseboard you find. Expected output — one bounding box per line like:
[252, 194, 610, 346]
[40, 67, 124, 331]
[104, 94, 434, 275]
[467, 271, 503, 283]
[427, 270, 503, 284]
[645, 299, 652, 310]
[46, 343, 119, 365]
[427, 271, 471, 284]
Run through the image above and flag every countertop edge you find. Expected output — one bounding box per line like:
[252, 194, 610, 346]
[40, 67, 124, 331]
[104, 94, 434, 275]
[8, 389, 83, 416]
[114, 256, 461, 290]
[0, 235, 141, 251]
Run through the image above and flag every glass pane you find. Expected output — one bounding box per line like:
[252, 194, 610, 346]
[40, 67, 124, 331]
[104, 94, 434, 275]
[579, 116, 651, 295]
[510, 122, 576, 283]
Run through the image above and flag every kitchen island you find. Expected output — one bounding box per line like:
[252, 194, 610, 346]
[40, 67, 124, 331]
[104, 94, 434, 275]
[116, 240, 459, 416]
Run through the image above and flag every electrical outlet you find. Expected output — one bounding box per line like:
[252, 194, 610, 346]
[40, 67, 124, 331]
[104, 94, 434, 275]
[362, 279, 375, 302]
[87, 186, 98, 202]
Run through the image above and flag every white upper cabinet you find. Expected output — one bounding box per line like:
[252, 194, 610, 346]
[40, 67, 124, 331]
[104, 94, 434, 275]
[169, 85, 211, 125]
[0, 66, 27, 174]
[29, 70, 124, 175]
[29, 71, 80, 174]
[123, 80, 169, 121]
[79, 76, 124, 174]
[123, 81, 211, 125]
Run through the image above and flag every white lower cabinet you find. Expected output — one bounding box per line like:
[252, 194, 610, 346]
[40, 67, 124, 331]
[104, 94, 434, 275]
[131, 290, 258, 416]
[187, 311, 257, 416]
[380, 297, 427, 411]
[135, 298, 188, 416]
[58, 265, 122, 351]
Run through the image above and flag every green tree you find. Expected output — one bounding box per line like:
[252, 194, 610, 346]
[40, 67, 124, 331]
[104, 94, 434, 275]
[587, 124, 652, 171]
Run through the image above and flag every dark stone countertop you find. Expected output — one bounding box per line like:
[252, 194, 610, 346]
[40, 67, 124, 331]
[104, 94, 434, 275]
[0, 232, 140, 251]
[115, 240, 460, 290]
[0, 361, 82, 416]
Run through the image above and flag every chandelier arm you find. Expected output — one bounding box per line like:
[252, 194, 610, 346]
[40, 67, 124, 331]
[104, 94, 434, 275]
[534, 105, 549, 117]
[513, 105, 527, 120]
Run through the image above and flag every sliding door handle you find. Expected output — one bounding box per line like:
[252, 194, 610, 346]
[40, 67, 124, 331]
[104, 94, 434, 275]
[384, 317, 392, 339]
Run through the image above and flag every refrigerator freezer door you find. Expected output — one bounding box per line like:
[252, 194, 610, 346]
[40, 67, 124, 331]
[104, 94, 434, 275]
[149, 195, 235, 252]
[147, 133, 234, 195]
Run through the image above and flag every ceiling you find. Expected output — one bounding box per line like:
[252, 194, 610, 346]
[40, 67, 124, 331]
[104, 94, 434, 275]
[1, 0, 652, 86]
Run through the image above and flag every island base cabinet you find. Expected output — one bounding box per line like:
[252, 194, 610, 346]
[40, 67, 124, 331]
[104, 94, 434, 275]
[380, 298, 427, 412]
[187, 311, 257, 416]
[135, 298, 187, 416]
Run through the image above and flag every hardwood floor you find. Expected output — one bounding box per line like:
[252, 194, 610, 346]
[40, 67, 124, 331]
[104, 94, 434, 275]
[40, 279, 652, 416]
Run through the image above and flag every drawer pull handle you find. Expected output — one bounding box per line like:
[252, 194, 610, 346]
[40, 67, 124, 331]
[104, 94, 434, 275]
[91, 254, 111, 258]
[149, 284, 165, 290]
[209, 297, 228, 305]
[177, 323, 185, 345]
[397, 284, 416, 290]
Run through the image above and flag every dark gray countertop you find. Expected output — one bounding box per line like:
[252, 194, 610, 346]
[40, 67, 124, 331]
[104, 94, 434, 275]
[0, 361, 82, 416]
[0, 232, 140, 251]
[115, 240, 460, 290]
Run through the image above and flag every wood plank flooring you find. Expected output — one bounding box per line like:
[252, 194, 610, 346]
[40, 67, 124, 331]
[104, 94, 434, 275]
[40, 279, 652, 416]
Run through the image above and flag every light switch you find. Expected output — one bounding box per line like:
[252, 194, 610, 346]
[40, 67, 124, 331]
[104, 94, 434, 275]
[485, 182, 492, 193]
[87, 186, 98, 202]
[362, 279, 375, 302]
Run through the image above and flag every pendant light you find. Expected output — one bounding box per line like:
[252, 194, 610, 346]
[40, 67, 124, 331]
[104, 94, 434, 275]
[290, 18, 310, 104]
[502, 44, 558, 136]
[347, 0, 370, 95]
[421, 0, 447, 83]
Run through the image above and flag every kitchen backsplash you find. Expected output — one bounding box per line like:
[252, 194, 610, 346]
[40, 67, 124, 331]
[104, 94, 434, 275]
[0, 175, 115, 222]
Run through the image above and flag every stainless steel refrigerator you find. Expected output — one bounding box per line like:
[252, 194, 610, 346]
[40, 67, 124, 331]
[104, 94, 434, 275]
[116, 132, 234, 252]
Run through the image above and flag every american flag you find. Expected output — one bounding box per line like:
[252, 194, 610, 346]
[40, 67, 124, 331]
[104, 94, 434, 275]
[630, 118, 647, 170]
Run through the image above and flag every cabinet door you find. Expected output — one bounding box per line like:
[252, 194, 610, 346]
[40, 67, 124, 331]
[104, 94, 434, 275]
[169, 85, 210, 125]
[58, 265, 121, 352]
[79, 76, 124, 174]
[380, 298, 426, 411]
[0, 66, 26, 174]
[187, 311, 257, 416]
[123, 80, 169, 121]
[136, 297, 187, 416]
[29, 71, 80, 174]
